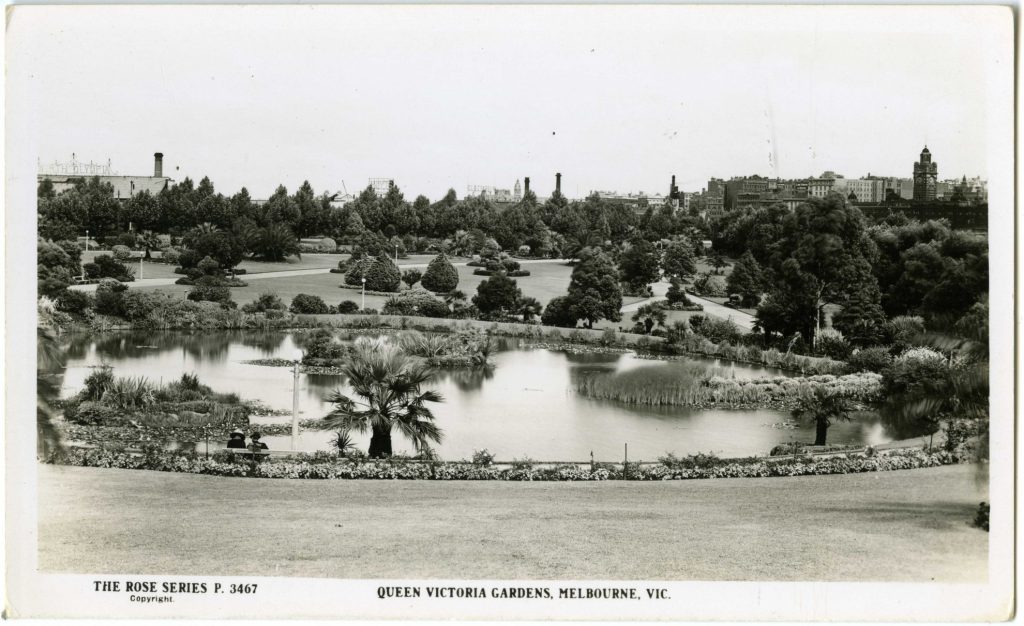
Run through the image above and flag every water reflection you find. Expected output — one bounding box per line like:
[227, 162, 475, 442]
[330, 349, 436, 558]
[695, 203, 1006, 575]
[57, 330, 899, 460]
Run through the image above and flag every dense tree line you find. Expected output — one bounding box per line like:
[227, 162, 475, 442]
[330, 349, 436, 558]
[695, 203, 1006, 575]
[710, 196, 987, 344]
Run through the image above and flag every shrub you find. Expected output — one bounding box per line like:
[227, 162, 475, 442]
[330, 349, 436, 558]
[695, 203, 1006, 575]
[692, 273, 727, 297]
[177, 249, 200, 270]
[94, 279, 128, 315]
[541, 295, 576, 328]
[86, 255, 134, 281]
[344, 257, 374, 286]
[197, 255, 221, 276]
[471, 449, 495, 466]
[81, 365, 115, 401]
[362, 255, 401, 292]
[381, 289, 450, 318]
[161, 247, 182, 265]
[301, 329, 347, 364]
[337, 300, 360, 314]
[241, 292, 287, 314]
[63, 400, 121, 425]
[318, 237, 338, 252]
[401, 268, 422, 289]
[517, 245, 531, 256]
[846, 346, 893, 373]
[111, 245, 133, 261]
[55, 290, 94, 315]
[472, 273, 522, 318]
[421, 253, 459, 293]
[815, 328, 852, 360]
[120, 290, 171, 321]
[688, 315, 743, 344]
[187, 282, 233, 306]
[289, 294, 329, 315]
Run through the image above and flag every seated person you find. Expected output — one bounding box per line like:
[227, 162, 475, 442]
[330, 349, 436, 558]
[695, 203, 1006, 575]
[248, 432, 269, 453]
[226, 430, 246, 449]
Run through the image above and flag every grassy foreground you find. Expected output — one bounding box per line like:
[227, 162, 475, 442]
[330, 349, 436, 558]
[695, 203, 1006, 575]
[38, 464, 986, 581]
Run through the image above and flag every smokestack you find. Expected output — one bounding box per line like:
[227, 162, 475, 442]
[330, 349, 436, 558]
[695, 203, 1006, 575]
[154, 152, 164, 178]
[671, 175, 678, 199]
[524, 177, 530, 193]
[555, 172, 562, 194]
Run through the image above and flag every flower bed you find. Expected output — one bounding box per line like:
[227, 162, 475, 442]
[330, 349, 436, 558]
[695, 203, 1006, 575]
[46, 447, 963, 481]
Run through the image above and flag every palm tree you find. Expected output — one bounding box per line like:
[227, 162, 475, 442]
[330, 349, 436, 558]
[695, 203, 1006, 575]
[37, 298, 64, 457]
[323, 337, 443, 458]
[791, 388, 852, 446]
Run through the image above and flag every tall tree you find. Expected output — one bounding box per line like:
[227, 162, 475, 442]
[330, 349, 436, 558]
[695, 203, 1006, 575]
[725, 251, 765, 307]
[566, 247, 623, 328]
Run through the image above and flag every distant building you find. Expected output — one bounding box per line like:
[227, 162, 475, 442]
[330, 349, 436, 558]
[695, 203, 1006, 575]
[806, 173, 837, 198]
[592, 190, 669, 212]
[513, 179, 522, 202]
[38, 152, 172, 200]
[913, 146, 938, 201]
[833, 176, 887, 203]
[467, 185, 514, 203]
[369, 177, 394, 196]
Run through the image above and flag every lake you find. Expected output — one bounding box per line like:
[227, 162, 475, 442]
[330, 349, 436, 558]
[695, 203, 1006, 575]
[57, 331, 896, 460]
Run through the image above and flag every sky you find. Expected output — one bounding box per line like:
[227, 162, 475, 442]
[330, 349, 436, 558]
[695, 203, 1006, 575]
[9, 5, 1011, 200]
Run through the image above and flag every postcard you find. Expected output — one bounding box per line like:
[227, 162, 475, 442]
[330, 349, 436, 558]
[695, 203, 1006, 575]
[5, 4, 1014, 621]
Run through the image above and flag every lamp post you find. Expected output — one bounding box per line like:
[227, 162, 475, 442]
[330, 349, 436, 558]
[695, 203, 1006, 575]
[84, 229, 89, 253]
[291, 360, 300, 451]
[395, 244, 398, 263]
[139, 255, 144, 280]
[361, 277, 366, 311]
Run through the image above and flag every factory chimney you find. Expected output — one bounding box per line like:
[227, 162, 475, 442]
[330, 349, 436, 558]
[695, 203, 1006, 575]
[555, 172, 562, 194]
[670, 175, 679, 200]
[524, 177, 530, 194]
[154, 152, 164, 178]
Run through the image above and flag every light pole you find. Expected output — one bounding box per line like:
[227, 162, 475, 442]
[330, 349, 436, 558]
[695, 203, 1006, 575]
[361, 277, 366, 311]
[84, 229, 89, 253]
[395, 244, 398, 263]
[291, 360, 300, 451]
[139, 255, 144, 280]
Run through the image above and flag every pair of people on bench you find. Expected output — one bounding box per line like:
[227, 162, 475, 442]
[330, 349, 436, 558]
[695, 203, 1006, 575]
[226, 430, 269, 452]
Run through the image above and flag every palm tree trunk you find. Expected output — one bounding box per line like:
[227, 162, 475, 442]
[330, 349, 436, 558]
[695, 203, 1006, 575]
[368, 425, 393, 458]
[814, 419, 828, 446]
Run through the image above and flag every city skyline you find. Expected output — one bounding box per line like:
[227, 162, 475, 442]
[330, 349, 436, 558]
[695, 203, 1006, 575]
[13, 5, 1006, 199]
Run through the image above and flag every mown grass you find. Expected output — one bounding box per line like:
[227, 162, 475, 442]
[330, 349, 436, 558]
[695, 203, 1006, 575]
[38, 463, 987, 582]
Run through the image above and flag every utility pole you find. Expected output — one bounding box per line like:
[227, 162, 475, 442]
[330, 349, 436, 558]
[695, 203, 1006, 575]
[291, 361, 300, 451]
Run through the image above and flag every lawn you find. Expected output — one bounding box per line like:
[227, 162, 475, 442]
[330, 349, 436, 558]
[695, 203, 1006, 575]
[38, 463, 987, 581]
[129, 258, 576, 310]
[84, 250, 347, 280]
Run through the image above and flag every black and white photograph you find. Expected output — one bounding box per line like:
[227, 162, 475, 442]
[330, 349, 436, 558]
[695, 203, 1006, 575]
[4, 4, 1015, 620]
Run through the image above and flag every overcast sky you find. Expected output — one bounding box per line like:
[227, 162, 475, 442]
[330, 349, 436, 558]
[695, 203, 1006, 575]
[9, 5, 1011, 200]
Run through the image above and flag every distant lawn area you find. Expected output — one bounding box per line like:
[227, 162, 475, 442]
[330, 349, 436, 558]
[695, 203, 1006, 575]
[38, 463, 987, 581]
[128, 259, 576, 309]
[83, 250, 348, 280]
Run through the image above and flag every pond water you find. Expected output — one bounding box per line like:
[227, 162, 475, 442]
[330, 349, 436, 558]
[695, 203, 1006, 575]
[57, 331, 896, 460]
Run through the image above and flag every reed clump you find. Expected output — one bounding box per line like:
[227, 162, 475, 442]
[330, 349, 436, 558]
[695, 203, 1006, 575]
[576, 366, 881, 407]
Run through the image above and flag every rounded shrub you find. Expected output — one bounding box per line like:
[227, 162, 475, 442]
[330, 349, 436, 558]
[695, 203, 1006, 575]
[421, 253, 459, 293]
[111, 245, 132, 261]
[161, 247, 182, 265]
[344, 257, 374, 286]
[337, 300, 360, 314]
[290, 293, 329, 315]
[363, 255, 401, 292]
